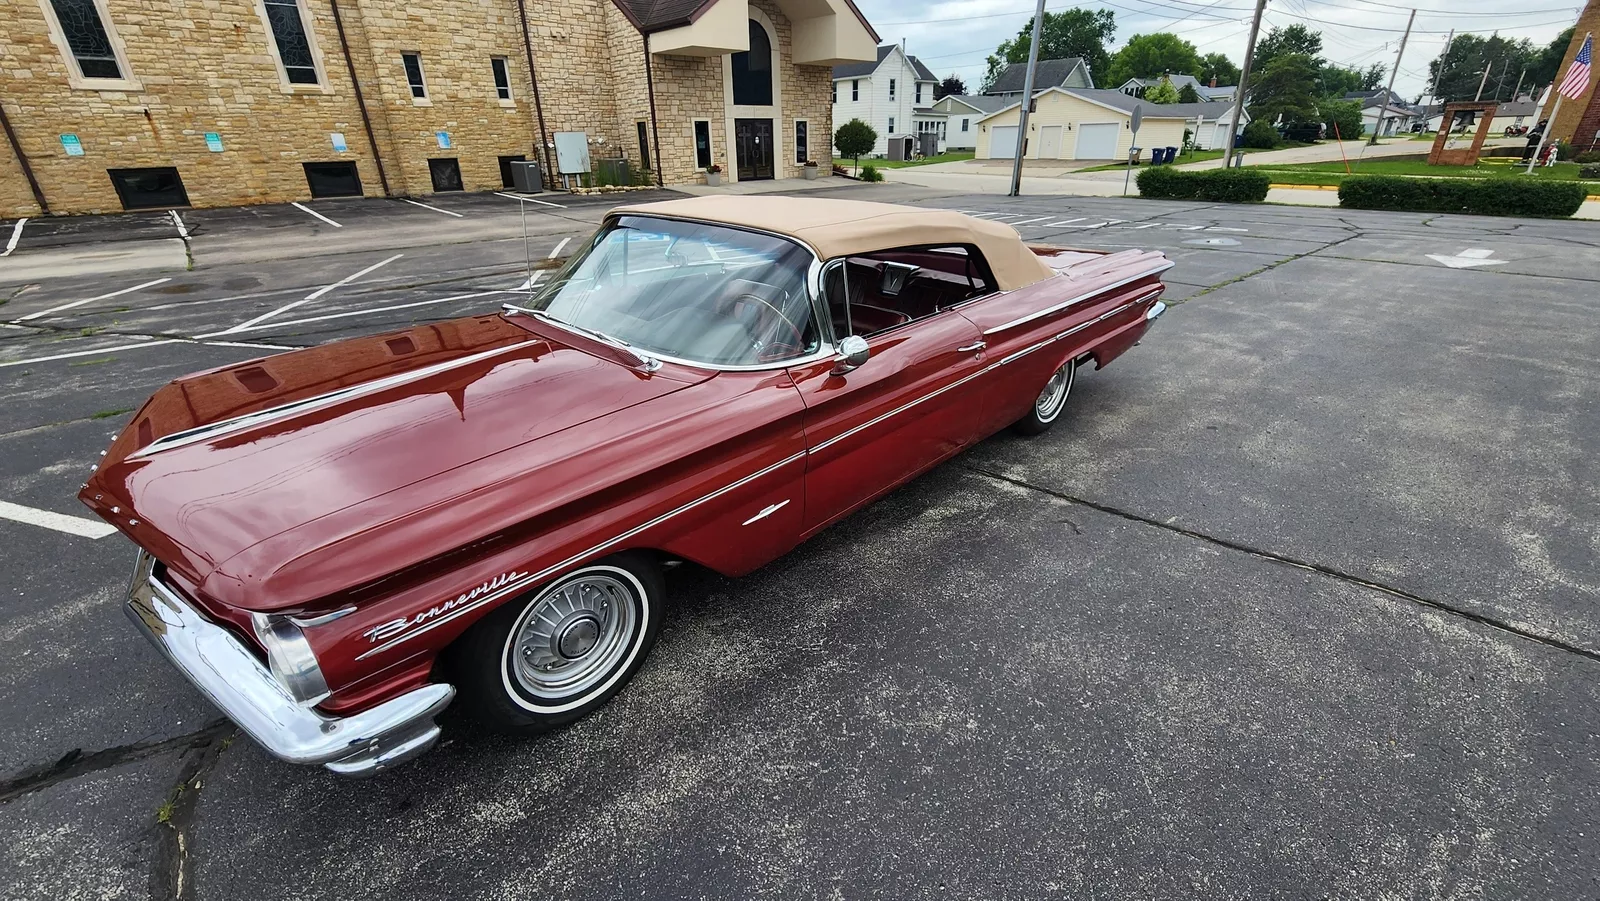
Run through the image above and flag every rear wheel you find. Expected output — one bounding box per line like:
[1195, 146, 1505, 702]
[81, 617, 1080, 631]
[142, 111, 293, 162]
[451, 552, 662, 734]
[1013, 359, 1075, 435]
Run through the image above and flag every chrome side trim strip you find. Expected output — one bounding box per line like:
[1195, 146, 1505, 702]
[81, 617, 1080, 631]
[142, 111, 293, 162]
[741, 498, 791, 526]
[1053, 294, 1152, 342]
[130, 342, 536, 459]
[981, 262, 1174, 337]
[356, 449, 809, 660]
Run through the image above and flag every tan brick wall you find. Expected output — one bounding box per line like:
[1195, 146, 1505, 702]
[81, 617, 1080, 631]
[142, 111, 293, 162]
[0, 0, 840, 215]
[1550, 0, 1599, 146]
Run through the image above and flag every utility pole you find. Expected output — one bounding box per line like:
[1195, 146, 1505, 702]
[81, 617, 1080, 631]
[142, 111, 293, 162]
[1222, 0, 1268, 166]
[1474, 61, 1492, 101]
[1427, 29, 1453, 106]
[1370, 8, 1415, 145]
[1008, 0, 1047, 196]
[1511, 66, 1526, 102]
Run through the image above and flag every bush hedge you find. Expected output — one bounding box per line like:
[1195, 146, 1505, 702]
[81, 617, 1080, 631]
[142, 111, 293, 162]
[1338, 175, 1586, 218]
[1241, 120, 1279, 149]
[1579, 164, 1600, 179]
[859, 164, 884, 183]
[1136, 166, 1271, 202]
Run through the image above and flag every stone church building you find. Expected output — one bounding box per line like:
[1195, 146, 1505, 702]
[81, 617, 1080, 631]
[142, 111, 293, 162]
[0, 0, 877, 215]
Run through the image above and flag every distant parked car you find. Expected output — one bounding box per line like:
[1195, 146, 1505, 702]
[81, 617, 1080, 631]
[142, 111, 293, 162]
[83, 197, 1173, 776]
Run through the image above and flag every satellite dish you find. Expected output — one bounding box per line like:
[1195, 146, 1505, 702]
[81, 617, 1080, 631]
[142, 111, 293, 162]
[1131, 104, 1144, 135]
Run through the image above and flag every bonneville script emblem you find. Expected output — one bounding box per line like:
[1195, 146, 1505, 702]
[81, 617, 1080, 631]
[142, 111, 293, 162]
[363, 571, 529, 643]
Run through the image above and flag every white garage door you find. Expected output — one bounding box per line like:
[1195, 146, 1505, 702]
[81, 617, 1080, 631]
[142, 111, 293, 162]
[1214, 122, 1231, 149]
[989, 125, 1018, 159]
[1074, 122, 1120, 159]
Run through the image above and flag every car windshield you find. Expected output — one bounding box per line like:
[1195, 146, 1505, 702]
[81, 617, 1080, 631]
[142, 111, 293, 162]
[523, 216, 820, 367]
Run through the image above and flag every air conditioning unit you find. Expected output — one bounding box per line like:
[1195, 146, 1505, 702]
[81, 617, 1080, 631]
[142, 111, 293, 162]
[509, 161, 543, 193]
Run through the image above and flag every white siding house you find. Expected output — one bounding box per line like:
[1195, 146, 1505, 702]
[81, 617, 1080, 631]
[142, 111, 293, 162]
[931, 95, 1009, 150]
[973, 88, 1249, 160]
[832, 45, 943, 156]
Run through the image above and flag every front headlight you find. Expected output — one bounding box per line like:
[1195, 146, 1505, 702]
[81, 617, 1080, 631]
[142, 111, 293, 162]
[251, 613, 331, 707]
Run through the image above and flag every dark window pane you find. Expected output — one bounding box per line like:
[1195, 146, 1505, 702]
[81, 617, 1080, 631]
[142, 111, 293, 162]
[107, 167, 189, 210]
[492, 57, 510, 99]
[303, 162, 362, 197]
[636, 121, 651, 170]
[403, 53, 426, 97]
[694, 120, 711, 169]
[429, 158, 463, 192]
[795, 121, 807, 163]
[48, 0, 122, 80]
[263, 0, 317, 85]
[498, 154, 525, 188]
[731, 20, 772, 106]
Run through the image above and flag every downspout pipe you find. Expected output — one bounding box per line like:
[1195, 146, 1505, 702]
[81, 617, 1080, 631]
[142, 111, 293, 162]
[515, 0, 553, 175]
[0, 98, 48, 213]
[644, 32, 664, 187]
[327, 0, 391, 196]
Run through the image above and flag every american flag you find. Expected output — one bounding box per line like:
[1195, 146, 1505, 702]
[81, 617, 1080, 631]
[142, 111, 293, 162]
[1557, 35, 1592, 101]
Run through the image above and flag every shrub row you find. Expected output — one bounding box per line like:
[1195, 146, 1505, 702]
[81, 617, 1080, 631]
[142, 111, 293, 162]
[1337, 175, 1586, 218]
[1136, 166, 1271, 203]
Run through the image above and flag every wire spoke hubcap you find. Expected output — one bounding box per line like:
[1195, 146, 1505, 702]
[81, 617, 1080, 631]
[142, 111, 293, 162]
[1035, 362, 1072, 420]
[510, 574, 638, 700]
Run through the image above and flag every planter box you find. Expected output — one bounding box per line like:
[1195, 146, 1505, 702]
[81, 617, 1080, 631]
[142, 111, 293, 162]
[705, 172, 722, 186]
[802, 166, 822, 180]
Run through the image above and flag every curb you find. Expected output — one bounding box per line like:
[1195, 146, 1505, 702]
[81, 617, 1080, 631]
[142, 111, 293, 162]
[1269, 183, 1340, 191]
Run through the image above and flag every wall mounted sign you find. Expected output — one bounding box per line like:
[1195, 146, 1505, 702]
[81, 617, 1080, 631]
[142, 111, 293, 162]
[436, 131, 452, 149]
[205, 132, 224, 152]
[60, 134, 84, 156]
[330, 132, 348, 152]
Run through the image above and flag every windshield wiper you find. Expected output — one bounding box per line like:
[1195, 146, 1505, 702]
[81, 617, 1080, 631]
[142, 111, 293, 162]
[502, 304, 661, 372]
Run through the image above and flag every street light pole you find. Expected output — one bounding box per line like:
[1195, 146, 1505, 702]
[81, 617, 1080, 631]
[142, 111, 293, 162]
[1008, 0, 1047, 197]
[1221, 0, 1268, 167]
[1427, 29, 1453, 106]
[1369, 8, 1415, 145]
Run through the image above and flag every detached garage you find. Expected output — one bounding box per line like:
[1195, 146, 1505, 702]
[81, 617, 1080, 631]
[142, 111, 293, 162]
[973, 87, 1192, 162]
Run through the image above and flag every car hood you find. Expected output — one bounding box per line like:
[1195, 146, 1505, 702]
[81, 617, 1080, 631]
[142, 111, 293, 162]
[82, 313, 709, 601]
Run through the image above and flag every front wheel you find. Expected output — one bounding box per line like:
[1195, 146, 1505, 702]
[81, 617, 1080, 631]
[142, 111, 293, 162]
[450, 552, 663, 734]
[1013, 359, 1075, 435]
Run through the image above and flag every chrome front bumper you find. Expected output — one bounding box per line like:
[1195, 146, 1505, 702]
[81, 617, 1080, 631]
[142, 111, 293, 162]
[125, 555, 455, 777]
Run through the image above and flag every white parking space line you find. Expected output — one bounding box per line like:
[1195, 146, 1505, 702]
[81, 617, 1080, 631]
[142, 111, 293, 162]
[0, 501, 119, 540]
[0, 334, 294, 369]
[1044, 217, 1087, 226]
[494, 192, 567, 209]
[169, 210, 190, 239]
[547, 237, 571, 258]
[1010, 217, 1052, 225]
[197, 289, 516, 337]
[510, 272, 546, 292]
[400, 198, 465, 218]
[11, 277, 173, 323]
[1209, 227, 1248, 232]
[223, 253, 402, 333]
[291, 202, 343, 228]
[2, 218, 25, 257]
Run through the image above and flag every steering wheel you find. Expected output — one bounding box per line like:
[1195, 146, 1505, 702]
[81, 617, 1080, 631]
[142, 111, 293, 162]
[730, 292, 807, 360]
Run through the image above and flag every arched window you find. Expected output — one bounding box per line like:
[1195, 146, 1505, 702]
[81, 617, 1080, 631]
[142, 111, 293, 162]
[731, 19, 772, 106]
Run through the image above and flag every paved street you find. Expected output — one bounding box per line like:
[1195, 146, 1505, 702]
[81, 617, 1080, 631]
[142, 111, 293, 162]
[2, 185, 1599, 899]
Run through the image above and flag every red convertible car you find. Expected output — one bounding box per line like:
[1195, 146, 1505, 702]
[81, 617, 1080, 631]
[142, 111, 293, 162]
[82, 197, 1171, 775]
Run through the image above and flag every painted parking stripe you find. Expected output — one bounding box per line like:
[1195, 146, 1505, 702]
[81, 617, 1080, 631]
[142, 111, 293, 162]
[1043, 217, 1086, 226]
[547, 237, 571, 258]
[222, 253, 402, 333]
[291, 202, 343, 228]
[400, 198, 465, 218]
[1010, 217, 1052, 225]
[12, 278, 172, 323]
[197, 289, 516, 337]
[494, 192, 567, 209]
[0, 501, 119, 540]
[2, 218, 25, 257]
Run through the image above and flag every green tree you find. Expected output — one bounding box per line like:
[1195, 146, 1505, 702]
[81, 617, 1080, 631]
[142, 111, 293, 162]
[1249, 52, 1321, 127]
[1527, 27, 1575, 93]
[1318, 65, 1365, 98]
[1320, 98, 1364, 140]
[1107, 32, 1202, 86]
[935, 74, 967, 100]
[981, 8, 1116, 92]
[1426, 33, 1539, 102]
[1241, 119, 1279, 149]
[1254, 24, 1324, 72]
[1360, 63, 1386, 91]
[834, 119, 877, 170]
[1200, 52, 1239, 87]
[1143, 79, 1181, 104]
[1177, 82, 1203, 104]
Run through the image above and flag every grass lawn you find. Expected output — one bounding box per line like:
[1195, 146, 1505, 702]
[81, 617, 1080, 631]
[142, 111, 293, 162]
[1077, 141, 1315, 173]
[864, 151, 975, 169]
[1249, 157, 1600, 193]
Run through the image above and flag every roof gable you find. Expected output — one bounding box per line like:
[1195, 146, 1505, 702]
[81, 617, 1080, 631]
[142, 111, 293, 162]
[985, 58, 1088, 94]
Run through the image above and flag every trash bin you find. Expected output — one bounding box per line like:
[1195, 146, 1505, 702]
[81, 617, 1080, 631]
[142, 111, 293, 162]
[1128, 146, 1142, 166]
[1164, 146, 1178, 164]
[595, 156, 629, 186]
[509, 161, 543, 193]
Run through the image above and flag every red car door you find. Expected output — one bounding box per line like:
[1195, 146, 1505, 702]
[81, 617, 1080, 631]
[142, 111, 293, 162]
[787, 307, 987, 537]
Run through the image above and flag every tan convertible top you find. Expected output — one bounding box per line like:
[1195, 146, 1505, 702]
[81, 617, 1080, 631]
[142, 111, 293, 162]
[611, 195, 1056, 292]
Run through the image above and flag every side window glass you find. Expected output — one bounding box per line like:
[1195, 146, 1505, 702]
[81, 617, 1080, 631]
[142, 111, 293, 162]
[824, 246, 997, 340]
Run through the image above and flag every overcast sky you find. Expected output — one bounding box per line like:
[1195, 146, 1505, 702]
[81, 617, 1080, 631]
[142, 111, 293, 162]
[853, 0, 1583, 100]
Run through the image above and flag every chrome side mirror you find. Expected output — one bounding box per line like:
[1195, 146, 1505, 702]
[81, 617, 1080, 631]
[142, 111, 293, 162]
[832, 335, 870, 375]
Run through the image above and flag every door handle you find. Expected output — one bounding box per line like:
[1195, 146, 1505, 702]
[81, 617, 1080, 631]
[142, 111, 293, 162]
[958, 340, 987, 353]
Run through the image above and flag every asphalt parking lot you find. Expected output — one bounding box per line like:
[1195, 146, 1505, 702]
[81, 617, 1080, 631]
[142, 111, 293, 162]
[2, 185, 1599, 899]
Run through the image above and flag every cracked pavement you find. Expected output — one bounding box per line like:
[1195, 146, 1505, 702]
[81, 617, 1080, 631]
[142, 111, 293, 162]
[2, 186, 1597, 899]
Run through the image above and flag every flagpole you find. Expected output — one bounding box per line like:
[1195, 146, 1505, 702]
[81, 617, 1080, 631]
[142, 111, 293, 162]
[1528, 31, 1591, 175]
